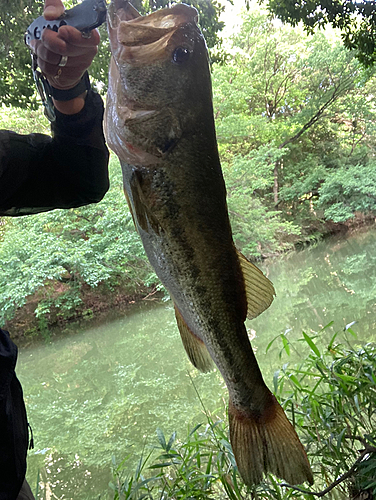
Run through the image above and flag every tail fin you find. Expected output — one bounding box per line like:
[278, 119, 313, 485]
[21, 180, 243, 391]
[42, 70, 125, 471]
[228, 395, 313, 486]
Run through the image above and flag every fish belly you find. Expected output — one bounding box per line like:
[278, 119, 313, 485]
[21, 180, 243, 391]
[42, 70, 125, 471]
[120, 157, 245, 347]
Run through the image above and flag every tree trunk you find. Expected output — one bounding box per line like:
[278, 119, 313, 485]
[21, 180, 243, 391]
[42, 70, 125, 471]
[273, 161, 279, 205]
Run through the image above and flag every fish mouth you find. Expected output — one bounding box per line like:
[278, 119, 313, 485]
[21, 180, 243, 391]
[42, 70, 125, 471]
[108, 1, 199, 65]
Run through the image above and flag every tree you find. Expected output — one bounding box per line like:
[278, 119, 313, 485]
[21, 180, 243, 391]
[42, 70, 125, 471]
[263, 0, 376, 67]
[0, 0, 42, 107]
[213, 8, 376, 231]
[214, 13, 367, 200]
[0, 0, 225, 108]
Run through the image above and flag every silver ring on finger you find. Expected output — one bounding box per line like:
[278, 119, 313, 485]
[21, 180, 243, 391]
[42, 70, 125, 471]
[58, 55, 68, 67]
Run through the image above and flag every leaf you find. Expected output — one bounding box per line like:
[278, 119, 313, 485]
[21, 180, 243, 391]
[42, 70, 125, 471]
[189, 424, 202, 437]
[328, 332, 338, 350]
[303, 332, 321, 357]
[273, 370, 280, 393]
[364, 480, 376, 489]
[266, 334, 280, 353]
[156, 428, 166, 450]
[365, 434, 376, 446]
[135, 455, 147, 480]
[335, 373, 357, 384]
[359, 460, 376, 475]
[205, 452, 213, 475]
[281, 334, 290, 356]
[319, 321, 334, 332]
[166, 431, 177, 452]
[148, 462, 173, 469]
[347, 327, 357, 338]
[288, 374, 302, 388]
[336, 428, 346, 451]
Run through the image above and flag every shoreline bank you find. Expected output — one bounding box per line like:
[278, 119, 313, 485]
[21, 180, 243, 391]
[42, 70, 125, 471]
[7, 218, 375, 346]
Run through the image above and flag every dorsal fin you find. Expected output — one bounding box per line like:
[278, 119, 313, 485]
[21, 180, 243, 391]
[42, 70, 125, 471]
[237, 250, 275, 320]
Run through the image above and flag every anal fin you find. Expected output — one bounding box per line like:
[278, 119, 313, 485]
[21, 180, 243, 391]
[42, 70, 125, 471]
[237, 250, 276, 319]
[174, 305, 214, 373]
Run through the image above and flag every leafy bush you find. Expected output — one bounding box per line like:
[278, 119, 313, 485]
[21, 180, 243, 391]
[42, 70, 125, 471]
[0, 104, 49, 135]
[0, 157, 155, 325]
[273, 327, 376, 498]
[223, 144, 301, 258]
[318, 162, 376, 222]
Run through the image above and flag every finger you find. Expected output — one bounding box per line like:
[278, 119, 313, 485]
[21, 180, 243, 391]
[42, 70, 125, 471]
[38, 32, 99, 61]
[40, 28, 67, 55]
[39, 61, 88, 81]
[34, 41, 62, 66]
[37, 45, 98, 68]
[57, 52, 98, 68]
[40, 60, 91, 90]
[41, 27, 100, 56]
[56, 25, 101, 48]
[44, 0, 64, 20]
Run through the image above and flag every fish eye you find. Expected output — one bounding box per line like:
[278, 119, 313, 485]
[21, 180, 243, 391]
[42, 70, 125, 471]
[172, 47, 190, 64]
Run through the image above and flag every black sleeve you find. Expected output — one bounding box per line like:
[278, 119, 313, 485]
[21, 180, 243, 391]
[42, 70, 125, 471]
[0, 329, 28, 500]
[0, 90, 110, 216]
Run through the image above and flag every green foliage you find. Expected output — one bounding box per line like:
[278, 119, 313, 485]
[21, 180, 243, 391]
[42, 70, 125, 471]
[274, 329, 376, 498]
[223, 144, 301, 257]
[0, 0, 226, 107]
[318, 161, 376, 222]
[3, 5, 376, 329]
[212, 9, 376, 229]
[0, 103, 49, 134]
[0, 156, 154, 325]
[0, 0, 42, 108]
[263, 0, 376, 66]
[110, 331, 376, 499]
[110, 420, 244, 500]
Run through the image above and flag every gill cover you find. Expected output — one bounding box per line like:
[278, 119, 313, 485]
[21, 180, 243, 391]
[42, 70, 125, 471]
[104, 1, 199, 164]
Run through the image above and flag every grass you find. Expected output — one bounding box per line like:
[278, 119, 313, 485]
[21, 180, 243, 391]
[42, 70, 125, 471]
[107, 327, 376, 500]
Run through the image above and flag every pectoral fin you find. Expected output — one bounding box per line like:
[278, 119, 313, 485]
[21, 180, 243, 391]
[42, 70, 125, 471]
[174, 305, 214, 373]
[237, 251, 275, 319]
[127, 169, 162, 235]
[123, 188, 138, 230]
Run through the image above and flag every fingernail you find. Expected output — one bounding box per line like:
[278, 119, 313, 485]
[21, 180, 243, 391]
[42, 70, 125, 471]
[44, 6, 62, 20]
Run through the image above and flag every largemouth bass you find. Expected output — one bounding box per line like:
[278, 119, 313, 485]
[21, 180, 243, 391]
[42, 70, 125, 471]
[104, 0, 313, 486]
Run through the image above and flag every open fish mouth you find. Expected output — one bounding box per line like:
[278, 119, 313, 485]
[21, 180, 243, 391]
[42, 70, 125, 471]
[107, 0, 199, 65]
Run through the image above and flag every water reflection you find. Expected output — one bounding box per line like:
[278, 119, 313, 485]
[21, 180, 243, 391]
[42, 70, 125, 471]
[252, 228, 376, 369]
[20, 302, 224, 499]
[18, 228, 376, 498]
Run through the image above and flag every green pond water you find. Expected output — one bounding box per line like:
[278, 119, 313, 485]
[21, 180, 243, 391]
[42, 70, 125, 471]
[18, 228, 376, 499]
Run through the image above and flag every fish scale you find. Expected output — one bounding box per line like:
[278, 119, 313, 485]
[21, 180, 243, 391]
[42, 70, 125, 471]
[104, 0, 313, 487]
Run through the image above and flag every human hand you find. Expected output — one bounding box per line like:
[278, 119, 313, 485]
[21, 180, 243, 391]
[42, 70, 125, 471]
[31, 0, 100, 91]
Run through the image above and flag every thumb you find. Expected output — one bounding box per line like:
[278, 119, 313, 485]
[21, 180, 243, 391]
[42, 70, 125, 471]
[44, 0, 65, 20]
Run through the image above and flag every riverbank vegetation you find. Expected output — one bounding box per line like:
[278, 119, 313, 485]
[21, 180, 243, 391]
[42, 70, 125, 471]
[1, 5, 376, 336]
[108, 330, 376, 500]
[0, 157, 156, 339]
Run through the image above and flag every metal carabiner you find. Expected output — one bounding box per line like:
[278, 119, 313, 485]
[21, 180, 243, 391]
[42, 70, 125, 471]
[30, 52, 56, 122]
